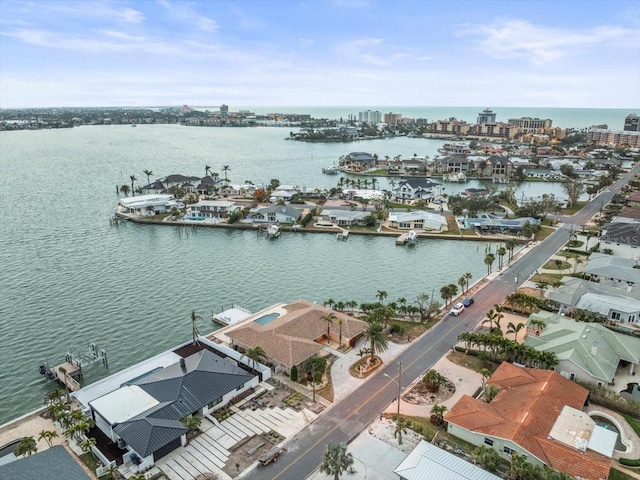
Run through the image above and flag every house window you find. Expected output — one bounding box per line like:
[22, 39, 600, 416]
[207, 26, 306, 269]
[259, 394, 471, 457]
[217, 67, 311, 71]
[503, 446, 515, 455]
[208, 397, 222, 409]
[236, 382, 245, 391]
[611, 312, 621, 321]
[484, 438, 494, 447]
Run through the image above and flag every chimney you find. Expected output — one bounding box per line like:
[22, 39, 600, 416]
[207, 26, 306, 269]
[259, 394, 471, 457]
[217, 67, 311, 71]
[591, 342, 598, 356]
[180, 358, 186, 371]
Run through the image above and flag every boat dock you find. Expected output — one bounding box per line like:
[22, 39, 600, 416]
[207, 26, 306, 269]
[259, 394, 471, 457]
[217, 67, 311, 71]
[53, 362, 81, 392]
[396, 230, 417, 245]
[212, 305, 253, 326]
[336, 230, 349, 241]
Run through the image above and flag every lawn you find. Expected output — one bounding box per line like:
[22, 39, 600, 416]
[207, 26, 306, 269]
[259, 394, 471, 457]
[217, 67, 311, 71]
[609, 468, 636, 480]
[542, 260, 571, 271]
[446, 351, 500, 374]
[560, 201, 587, 215]
[530, 273, 565, 283]
[623, 414, 640, 437]
[534, 226, 556, 241]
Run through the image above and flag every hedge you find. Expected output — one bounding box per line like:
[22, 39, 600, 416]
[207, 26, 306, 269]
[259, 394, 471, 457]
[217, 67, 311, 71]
[620, 458, 640, 467]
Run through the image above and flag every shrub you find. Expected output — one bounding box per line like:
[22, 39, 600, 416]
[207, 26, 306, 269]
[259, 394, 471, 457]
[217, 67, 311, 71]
[390, 323, 406, 335]
[575, 381, 640, 419]
[290, 365, 298, 382]
[301, 212, 313, 227]
[620, 458, 640, 467]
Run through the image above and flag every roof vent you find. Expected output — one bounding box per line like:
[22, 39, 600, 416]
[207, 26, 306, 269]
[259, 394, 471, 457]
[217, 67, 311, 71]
[591, 342, 598, 356]
[180, 358, 186, 371]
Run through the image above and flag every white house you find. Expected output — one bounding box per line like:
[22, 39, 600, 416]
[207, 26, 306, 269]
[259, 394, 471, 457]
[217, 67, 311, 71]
[388, 210, 447, 232]
[320, 209, 369, 226]
[119, 194, 179, 216]
[186, 200, 240, 219]
[393, 178, 440, 204]
[241, 205, 302, 224]
[585, 253, 640, 285]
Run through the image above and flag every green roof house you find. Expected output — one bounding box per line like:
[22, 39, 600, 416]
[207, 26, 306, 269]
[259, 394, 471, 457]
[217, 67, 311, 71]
[525, 311, 640, 385]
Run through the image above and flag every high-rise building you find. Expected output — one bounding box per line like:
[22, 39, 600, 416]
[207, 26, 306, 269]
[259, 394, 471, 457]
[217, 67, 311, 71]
[587, 128, 640, 147]
[384, 112, 402, 124]
[219, 104, 229, 118]
[624, 114, 639, 131]
[358, 110, 382, 123]
[477, 108, 496, 125]
[507, 117, 553, 131]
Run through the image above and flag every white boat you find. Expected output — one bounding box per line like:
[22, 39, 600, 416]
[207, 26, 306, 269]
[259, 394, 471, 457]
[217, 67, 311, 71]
[322, 165, 340, 174]
[266, 224, 281, 238]
[442, 172, 467, 182]
[492, 176, 509, 184]
[406, 230, 417, 243]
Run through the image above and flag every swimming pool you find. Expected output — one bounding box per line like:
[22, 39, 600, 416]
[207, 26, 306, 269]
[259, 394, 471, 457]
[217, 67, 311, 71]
[254, 313, 280, 325]
[592, 415, 626, 451]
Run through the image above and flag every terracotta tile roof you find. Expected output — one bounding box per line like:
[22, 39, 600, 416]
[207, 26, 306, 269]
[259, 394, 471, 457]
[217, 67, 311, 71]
[445, 363, 605, 478]
[536, 437, 611, 480]
[227, 300, 368, 368]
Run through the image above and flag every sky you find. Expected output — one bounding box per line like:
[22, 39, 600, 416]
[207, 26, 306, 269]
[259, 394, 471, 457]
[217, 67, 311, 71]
[1, 0, 639, 109]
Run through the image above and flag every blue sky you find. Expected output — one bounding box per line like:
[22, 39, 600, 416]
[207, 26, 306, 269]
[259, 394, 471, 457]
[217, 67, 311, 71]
[1, 0, 639, 108]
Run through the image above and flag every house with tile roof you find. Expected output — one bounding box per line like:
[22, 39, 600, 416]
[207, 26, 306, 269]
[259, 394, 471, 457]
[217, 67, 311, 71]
[445, 362, 613, 480]
[82, 339, 264, 473]
[0, 446, 91, 480]
[223, 300, 368, 373]
[524, 311, 640, 384]
[585, 253, 640, 285]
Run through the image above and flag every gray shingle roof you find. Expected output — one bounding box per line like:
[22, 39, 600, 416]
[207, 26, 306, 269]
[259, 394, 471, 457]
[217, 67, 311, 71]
[0, 446, 91, 480]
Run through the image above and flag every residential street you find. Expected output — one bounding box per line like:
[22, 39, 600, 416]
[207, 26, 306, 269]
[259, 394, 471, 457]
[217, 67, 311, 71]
[241, 163, 640, 480]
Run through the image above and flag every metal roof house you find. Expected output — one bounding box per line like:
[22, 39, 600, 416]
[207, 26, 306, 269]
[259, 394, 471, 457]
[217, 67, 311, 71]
[585, 253, 640, 285]
[81, 338, 267, 474]
[525, 311, 640, 385]
[388, 210, 448, 232]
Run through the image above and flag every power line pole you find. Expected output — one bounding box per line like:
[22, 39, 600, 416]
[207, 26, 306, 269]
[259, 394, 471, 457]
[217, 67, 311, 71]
[396, 361, 402, 419]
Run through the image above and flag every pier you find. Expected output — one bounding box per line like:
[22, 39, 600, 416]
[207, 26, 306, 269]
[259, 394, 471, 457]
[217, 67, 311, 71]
[396, 230, 417, 245]
[336, 230, 349, 241]
[39, 342, 108, 391]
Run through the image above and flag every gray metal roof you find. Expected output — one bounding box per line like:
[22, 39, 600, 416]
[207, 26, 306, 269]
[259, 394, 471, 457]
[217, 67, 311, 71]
[113, 349, 253, 457]
[601, 222, 640, 246]
[0, 446, 91, 480]
[394, 440, 501, 480]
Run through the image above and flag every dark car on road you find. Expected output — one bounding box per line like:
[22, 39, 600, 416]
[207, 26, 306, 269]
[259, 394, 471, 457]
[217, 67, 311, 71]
[462, 297, 474, 307]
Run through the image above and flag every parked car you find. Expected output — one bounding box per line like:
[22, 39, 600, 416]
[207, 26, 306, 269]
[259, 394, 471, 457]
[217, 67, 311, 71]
[462, 297, 474, 307]
[450, 302, 465, 316]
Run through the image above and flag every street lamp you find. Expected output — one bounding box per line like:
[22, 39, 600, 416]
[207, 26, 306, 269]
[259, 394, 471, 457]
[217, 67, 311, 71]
[383, 361, 403, 420]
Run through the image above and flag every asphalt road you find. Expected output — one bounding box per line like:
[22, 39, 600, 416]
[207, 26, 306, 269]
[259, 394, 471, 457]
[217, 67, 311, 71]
[242, 164, 639, 480]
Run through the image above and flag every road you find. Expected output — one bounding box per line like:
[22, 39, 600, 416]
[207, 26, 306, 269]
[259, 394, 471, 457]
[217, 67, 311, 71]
[242, 164, 639, 480]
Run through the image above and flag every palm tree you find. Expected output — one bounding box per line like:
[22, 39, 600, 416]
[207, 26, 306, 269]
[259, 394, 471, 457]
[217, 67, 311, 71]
[363, 321, 389, 365]
[142, 169, 153, 186]
[319, 442, 354, 480]
[44, 389, 65, 406]
[530, 318, 546, 336]
[464, 272, 473, 292]
[321, 313, 336, 345]
[484, 253, 495, 274]
[80, 437, 96, 453]
[497, 247, 506, 269]
[458, 275, 467, 294]
[430, 404, 448, 427]
[38, 429, 59, 447]
[323, 298, 335, 309]
[222, 165, 230, 183]
[129, 175, 137, 196]
[120, 184, 131, 197]
[479, 368, 492, 392]
[205, 165, 212, 176]
[16, 436, 37, 457]
[245, 346, 267, 370]
[145, 205, 155, 216]
[507, 322, 525, 341]
[376, 290, 388, 304]
[337, 318, 344, 347]
[505, 239, 518, 262]
[181, 414, 202, 434]
[190, 310, 203, 346]
[393, 417, 408, 445]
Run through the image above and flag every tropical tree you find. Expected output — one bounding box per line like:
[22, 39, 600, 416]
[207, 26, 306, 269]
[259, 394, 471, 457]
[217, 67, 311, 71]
[222, 165, 231, 183]
[190, 310, 203, 346]
[484, 384, 500, 403]
[80, 437, 96, 453]
[145, 205, 155, 216]
[505, 239, 518, 262]
[479, 368, 492, 392]
[464, 272, 473, 292]
[430, 404, 447, 427]
[44, 389, 65, 407]
[485, 253, 496, 274]
[423, 370, 447, 393]
[497, 247, 507, 269]
[245, 346, 267, 370]
[142, 169, 153, 186]
[129, 175, 137, 196]
[319, 442, 355, 480]
[362, 321, 389, 365]
[38, 429, 59, 448]
[16, 436, 37, 457]
[458, 275, 467, 294]
[205, 165, 212, 176]
[337, 318, 344, 347]
[376, 290, 388, 304]
[321, 313, 336, 345]
[530, 318, 546, 336]
[472, 445, 501, 472]
[119, 184, 131, 197]
[507, 322, 525, 341]
[393, 417, 409, 445]
[181, 414, 202, 434]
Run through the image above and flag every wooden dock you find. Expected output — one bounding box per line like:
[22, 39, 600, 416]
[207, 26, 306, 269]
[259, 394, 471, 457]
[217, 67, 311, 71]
[53, 362, 81, 392]
[336, 230, 349, 241]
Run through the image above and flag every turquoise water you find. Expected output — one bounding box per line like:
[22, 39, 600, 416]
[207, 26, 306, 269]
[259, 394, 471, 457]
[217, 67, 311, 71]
[592, 415, 625, 451]
[0, 125, 506, 424]
[254, 313, 281, 325]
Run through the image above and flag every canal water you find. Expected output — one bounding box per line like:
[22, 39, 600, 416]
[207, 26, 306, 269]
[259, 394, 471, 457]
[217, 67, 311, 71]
[0, 124, 564, 423]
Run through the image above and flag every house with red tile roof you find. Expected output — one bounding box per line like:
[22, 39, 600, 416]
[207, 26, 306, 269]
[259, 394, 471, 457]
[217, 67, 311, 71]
[445, 362, 614, 480]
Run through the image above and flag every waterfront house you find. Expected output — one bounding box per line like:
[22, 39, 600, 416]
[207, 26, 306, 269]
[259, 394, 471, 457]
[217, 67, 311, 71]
[388, 210, 447, 232]
[0, 446, 92, 480]
[76, 338, 267, 474]
[162, 174, 200, 193]
[599, 222, 640, 259]
[393, 178, 440, 204]
[142, 180, 166, 195]
[119, 194, 179, 216]
[545, 276, 640, 327]
[585, 253, 640, 285]
[196, 175, 222, 195]
[320, 209, 369, 226]
[434, 155, 470, 174]
[525, 311, 640, 384]
[222, 300, 367, 373]
[484, 155, 513, 179]
[186, 200, 240, 219]
[224, 183, 259, 198]
[340, 152, 377, 172]
[241, 205, 301, 224]
[445, 362, 612, 480]
[462, 214, 539, 234]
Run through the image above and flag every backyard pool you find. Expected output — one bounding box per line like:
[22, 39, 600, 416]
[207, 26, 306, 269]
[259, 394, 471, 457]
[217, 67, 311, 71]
[254, 313, 280, 325]
[591, 415, 626, 451]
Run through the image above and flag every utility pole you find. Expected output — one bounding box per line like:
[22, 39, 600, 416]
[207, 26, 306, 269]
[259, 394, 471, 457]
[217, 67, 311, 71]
[396, 361, 402, 419]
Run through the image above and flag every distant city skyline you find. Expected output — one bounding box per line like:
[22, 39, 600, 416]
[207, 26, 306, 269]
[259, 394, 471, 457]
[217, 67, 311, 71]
[1, 0, 639, 109]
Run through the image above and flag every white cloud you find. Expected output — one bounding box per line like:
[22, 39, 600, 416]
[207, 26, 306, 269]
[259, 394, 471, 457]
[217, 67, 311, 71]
[157, 0, 218, 32]
[465, 19, 638, 65]
[336, 37, 387, 66]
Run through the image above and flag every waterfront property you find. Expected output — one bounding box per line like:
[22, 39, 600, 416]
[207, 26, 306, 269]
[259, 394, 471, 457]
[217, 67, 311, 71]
[445, 362, 613, 480]
[119, 194, 181, 216]
[339, 152, 378, 172]
[74, 338, 269, 474]
[600, 221, 640, 259]
[462, 214, 539, 234]
[214, 300, 368, 373]
[545, 276, 640, 327]
[393, 177, 440, 204]
[185, 200, 241, 220]
[387, 210, 448, 232]
[241, 205, 302, 224]
[0, 445, 91, 480]
[434, 155, 471, 174]
[524, 311, 640, 385]
[320, 209, 369, 226]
